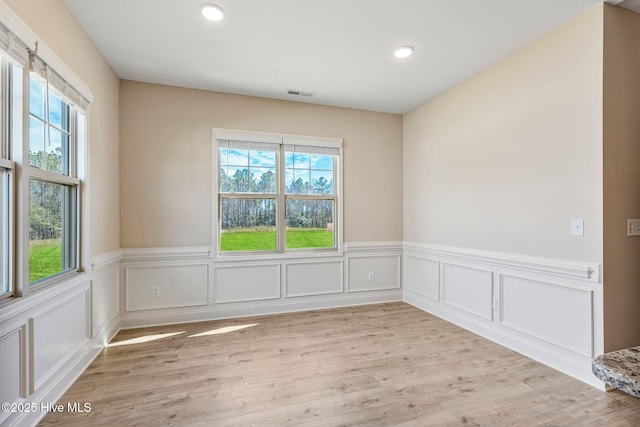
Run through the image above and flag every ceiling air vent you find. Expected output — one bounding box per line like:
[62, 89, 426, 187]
[287, 89, 314, 97]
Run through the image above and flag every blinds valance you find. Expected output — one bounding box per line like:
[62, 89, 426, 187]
[216, 130, 342, 155]
[0, 21, 29, 66]
[30, 53, 89, 110]
[217, 139, 280, 152]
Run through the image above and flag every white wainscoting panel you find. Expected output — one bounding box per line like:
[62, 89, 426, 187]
[442, 263, 493, 321]
[126, 263, 209, 311]
[31, 291, 89, 391]
[214, 263, 281, 303]
[500, 275, 593, 357]
[403, 255, 439, 301]
[0, 326, 25, 408]
[403, 241, 604, 389]
[286, 260, 343, 297]
[347, 255, 400, 292]
[91, 267, 119, 334]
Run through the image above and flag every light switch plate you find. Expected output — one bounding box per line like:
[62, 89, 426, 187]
[628, 219, 640, 236]
[571, 219, 584, 236]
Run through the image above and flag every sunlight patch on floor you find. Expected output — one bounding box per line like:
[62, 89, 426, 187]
[108, 331, 185, 347]
[188, 323, 258, 337]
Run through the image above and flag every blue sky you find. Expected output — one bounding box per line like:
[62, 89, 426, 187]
[29, 75, 69, 172]
[220, 148, 334, 193]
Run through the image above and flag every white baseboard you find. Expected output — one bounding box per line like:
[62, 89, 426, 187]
[402, 242, 604, 390]
[120, 243, 404, 329]
[6, 313, 119, 427]
[121, 290, 402, 329]
[404, 289, 603, 390]
[1, 240, 606, 427]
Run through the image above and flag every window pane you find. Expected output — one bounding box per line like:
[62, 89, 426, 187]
[219, 167, 234, 193]
[249, 150, 276, 167]
[310, 171, 333, 195]
[29, 116, 45, 168]
[251, 168, 276, 193]
[48, 91, 69, 130]
[220, 198, 276, 251]
[220, 148, 277, 194]
[47, 128, 69, 175]
[0, 169, 8, 296]
[293, 153, 309, 169]
[29, 179, 77, 283]
[286, 199, 334, 249]
[222, 168, 251, 192]
[310, 154, 333, 170]
[225, 149, 248, 166]
[284, 152, 294, 168]
[285, 152, 335, 195]
[29, 76, 45, 119]
[286, 171, 310, 194]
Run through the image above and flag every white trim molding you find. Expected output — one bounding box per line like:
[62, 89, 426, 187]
[403, 242, 600, 283]
[1, 241, 607, 427]
[0, 265, 119, 427]
[119, 243, 403, 329]
[121, 246, 212, 263]
[402, 242, 603, 389]
[90, 249, 122, 272]
[344, 241, 404, 253]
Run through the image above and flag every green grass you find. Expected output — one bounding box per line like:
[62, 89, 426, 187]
[221, 228, 277, 251]
[221, 228, 334, 251]
[286, 229, 334, 249]
[29, 239, 62, 283]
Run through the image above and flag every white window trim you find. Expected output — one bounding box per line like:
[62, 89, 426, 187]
[25, 75, 84, 291]
[212, 128, 344, 261]
[0, 7, 91, 302]
[0, 163, 13, 300]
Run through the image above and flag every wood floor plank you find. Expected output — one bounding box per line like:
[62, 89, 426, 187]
[39, 302, 640, 426]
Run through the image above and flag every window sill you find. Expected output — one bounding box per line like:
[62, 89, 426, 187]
[28, 269, 86, 294]
[213, 247, 344, 263]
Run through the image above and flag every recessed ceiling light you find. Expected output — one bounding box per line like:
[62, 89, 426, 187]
[393, 46, 414, 59]
[201, 4, 225, 21]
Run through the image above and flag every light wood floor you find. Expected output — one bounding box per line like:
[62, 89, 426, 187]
[40, 302, 640, 426]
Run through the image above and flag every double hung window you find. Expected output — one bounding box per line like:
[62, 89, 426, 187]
[27, 57, 86, 285]
[0, 20, 89, 301]
[0, 55, 11, 298]
[0, 35, 27, 300]
[215, 130, 342, 256]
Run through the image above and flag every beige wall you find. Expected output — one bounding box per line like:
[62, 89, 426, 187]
[603, 5, 640, 352]
[6, 0, 121, 257]
[403, 5, 604, 262]
[119, 81, 403, 247]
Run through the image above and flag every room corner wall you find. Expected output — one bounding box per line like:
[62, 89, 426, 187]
[401, 5, 605, 387]
[402, 5, 604, 262]
[5, 0, 121, 258]
[117, 82, 404, 328]
[602, 4, 640, 352]
[0, 1, 121, 426]
[118, 81, 403, 247]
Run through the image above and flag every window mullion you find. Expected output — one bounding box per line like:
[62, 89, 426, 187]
[277, 146, 285, 253]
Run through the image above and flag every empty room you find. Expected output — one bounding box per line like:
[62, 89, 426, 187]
[1, 0, 640, 425]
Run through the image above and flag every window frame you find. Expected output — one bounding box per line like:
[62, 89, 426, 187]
[213, 129, 343, 260]
[0, 16, 91, 303]
[0, 55, 16, 301]
[0, 160, 13, 300]
[26, 73, 84, 289]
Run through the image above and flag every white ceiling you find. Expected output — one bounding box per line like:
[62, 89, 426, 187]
[64, 0, 626, 114]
